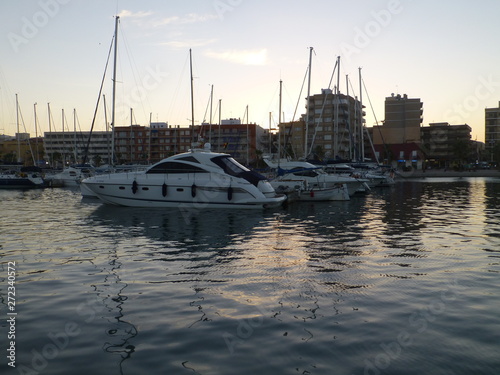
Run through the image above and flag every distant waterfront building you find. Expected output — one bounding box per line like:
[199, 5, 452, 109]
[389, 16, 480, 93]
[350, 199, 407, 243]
[43, 131, 111, 166]
[114, 125, 156, 164]
[372, 94, 424, 167]
[113, 121, 268, 166]
[220, 118, 242, 125]
[376, 94, 423, 144]
[0, 134, 41, 165]
[485, 101, 500, 157]
[421, 122, 472, 167]
[277, 90, 365, 160]
[16, 133, 31, 141]
[198, 122, 268, 165]
[278, 120, 306, 160]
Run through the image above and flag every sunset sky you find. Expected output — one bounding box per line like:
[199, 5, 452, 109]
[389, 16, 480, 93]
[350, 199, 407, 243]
[1, 0, 499, 142]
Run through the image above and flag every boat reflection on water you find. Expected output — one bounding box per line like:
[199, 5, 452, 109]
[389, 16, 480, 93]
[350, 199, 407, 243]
[84, 205, 274, 372]
[88, 204, 269, 251]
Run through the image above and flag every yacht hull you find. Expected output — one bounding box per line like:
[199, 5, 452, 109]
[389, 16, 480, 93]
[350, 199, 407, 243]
[82, 176, 285, 209]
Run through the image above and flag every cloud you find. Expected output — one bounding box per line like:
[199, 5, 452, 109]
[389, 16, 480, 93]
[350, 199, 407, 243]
[205, 49, 268, 66]
[117, 10, 153, 18]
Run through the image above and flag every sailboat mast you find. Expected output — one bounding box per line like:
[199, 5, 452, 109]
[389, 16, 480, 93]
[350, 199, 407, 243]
[334, 56, 340, 158]
[15, 94, 21, 163]
[62, 108, 65, 165]
[148, 112, 152, 164]
[269, 111, 272, 155]
[304, 47, 313, 158]
[346, 74, 352, 161]
[103, 94, 110, 165]
[189, 49, 195, 144]
[218, 99, 222, 152]
[111, 15, 119, 165]
[278, 79, 282, 160]
[359, 67, 364, 161]
[209, 84, 213, 144]
[47, 102, 52, 167]
[34, 103, 39, 164]
[244, 104, 249, 165]
[130, 107, 133, 163]
[73, 109, 77, 163]
[47, 103, 51, 133]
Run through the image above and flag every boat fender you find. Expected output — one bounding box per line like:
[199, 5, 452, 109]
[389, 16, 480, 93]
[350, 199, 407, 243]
[227, 186, 233, 201]
[162, 183, 168, 197]
[310, 190, 314, 198]
[132, 180, 138, 194]
[191, 183, 197, 197]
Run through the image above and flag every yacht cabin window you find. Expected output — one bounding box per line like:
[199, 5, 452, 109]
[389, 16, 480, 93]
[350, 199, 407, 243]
[292, 170, 319, 177]
[146, 161, 207, 174]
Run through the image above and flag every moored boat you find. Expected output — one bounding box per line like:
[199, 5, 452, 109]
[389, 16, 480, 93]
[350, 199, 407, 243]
[46, 165, 95, 187]
[264, 159, 366, 197]
[81, 144, 286, 209]
[0, 167, 45, 189]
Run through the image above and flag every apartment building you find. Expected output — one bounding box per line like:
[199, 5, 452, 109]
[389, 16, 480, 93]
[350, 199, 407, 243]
[43, 131, 111, 166]
[421, 122, 472, 167]
[372, 94, 424, 166]
[485, 101, 500, 156]
[279, 89, 365, 160]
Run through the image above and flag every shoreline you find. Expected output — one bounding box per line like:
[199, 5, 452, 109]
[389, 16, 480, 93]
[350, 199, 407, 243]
[396, 169, 500, 179]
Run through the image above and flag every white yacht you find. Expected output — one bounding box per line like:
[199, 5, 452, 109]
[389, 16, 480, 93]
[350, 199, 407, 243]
[273, 180, 350, 201]
[264, 159, 367, 197]
[315, 162, 394, 188]
[81, 144, 286, 209]
[48, 165, 94, 187]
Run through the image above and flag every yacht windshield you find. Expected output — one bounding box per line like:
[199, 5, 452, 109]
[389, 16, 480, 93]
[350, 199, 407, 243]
[213, 156, 249, 174]
[211, 155, 266, 186]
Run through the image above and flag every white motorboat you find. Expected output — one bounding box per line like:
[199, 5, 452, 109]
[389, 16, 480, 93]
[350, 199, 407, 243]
[264, 159, 367, 197]
[270, 177, 350, 201]
[47, 165, 94, 187]
[81, 144, 286, 209]
[347, 163, 396, 187]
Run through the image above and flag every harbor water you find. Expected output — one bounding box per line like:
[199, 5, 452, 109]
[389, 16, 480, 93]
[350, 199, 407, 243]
[1, 177, 499, 375]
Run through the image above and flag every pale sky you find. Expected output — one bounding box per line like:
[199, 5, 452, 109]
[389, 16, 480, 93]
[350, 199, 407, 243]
[1, 0, 499, 142]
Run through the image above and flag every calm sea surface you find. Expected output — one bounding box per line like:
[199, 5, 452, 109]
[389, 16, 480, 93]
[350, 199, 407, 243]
[1, 177, 499, 375]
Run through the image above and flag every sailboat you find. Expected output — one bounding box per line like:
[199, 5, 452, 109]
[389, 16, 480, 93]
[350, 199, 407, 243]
[47, 109, 95, 188]
[80, 15, 123, 198]
[0, 95, 45, 189]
